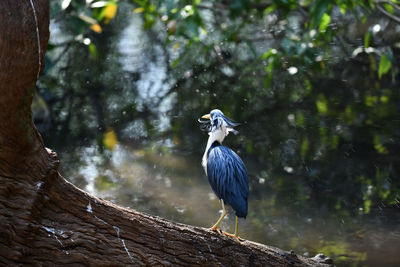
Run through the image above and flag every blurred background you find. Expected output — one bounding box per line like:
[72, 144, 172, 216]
[34, 1, 400, 266]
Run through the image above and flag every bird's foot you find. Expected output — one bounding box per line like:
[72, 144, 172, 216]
[209, 226, 223, 235]
[222, 231, 241, 243]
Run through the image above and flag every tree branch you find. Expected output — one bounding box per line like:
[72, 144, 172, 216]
[375, 0, 400, 24]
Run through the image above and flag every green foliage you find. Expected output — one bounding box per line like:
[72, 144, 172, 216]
[309, 0, 331, 29]
[378, 54, 392, 79]
[316, 94, 329, 115]
[319, 12, 331, 32]
[364, 31, 371, 48]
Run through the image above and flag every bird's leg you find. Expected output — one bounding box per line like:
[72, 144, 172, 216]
[223, 216, 241, 243]
[209, 201, 226, 234]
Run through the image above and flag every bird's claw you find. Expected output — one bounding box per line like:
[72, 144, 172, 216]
[222, 231, 241, 243]
[209, 227, 223, 235]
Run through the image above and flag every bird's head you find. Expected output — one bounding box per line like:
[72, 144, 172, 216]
[198, 109, 240, 136]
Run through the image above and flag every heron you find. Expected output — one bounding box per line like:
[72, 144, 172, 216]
[198, 109, 249, 242]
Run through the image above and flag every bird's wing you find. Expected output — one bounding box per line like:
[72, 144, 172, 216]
[207, 145, 249, 217]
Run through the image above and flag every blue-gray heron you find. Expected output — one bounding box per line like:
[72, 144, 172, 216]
[198, 109, 249, 242]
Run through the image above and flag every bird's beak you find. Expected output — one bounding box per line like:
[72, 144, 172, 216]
[201, 114, 211, 120]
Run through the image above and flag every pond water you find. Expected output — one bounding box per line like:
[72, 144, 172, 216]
[54, 141, 399, 267]
[38, 5, 400, 266]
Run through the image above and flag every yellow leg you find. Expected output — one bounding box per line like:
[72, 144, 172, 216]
[223, 216, 241, 243]
[209, 201, 226, 234]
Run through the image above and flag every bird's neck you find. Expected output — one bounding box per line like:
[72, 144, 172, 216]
[208, 127, 226, 145]
[202, 128, 226, 172]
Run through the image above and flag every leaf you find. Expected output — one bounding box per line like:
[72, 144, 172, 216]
[316, 94, 328, 115]
[133, 7, 144, 13]
[265, 58, 275, 74]
[103, 3, 118, 24]
[144, 13, 155, 29]
[88, 43, 98, 59]
[319, 12, 330, 32]
[309, 0, 331, 29]
[261, 48, 277, 59]
[170, 58, 179, 68]
[383, 3, 394, 14]
[365, 95, 378, 107]
[374, 135, 388, 154]
[90, 23, 102, 33]
[300, 138, 309, 157]
[103, 128, 118, 150]
[364, 32, 371, 48]
[264, 4, 277, 14]
[339, 4, 347, 14]
[378, 54, 392, 79]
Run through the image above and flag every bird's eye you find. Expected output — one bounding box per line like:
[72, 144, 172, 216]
[213, 118, 221, 128]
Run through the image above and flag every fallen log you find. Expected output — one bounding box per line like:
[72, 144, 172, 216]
[0, 157, 332, 266]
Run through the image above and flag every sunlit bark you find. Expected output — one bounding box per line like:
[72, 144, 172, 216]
[0, 1, 333, 266]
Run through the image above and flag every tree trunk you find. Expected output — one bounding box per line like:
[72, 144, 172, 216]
[0, 1, 333, 266]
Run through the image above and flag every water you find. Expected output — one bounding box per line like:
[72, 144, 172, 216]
[55, 142, 400, 266]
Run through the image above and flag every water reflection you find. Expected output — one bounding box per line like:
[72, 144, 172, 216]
[59, 143, 222, 226]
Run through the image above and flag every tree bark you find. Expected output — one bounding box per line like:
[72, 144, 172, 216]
[0, 1, 333, 266]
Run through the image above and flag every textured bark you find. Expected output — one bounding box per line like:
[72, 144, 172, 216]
[0, 1, 333, 266]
